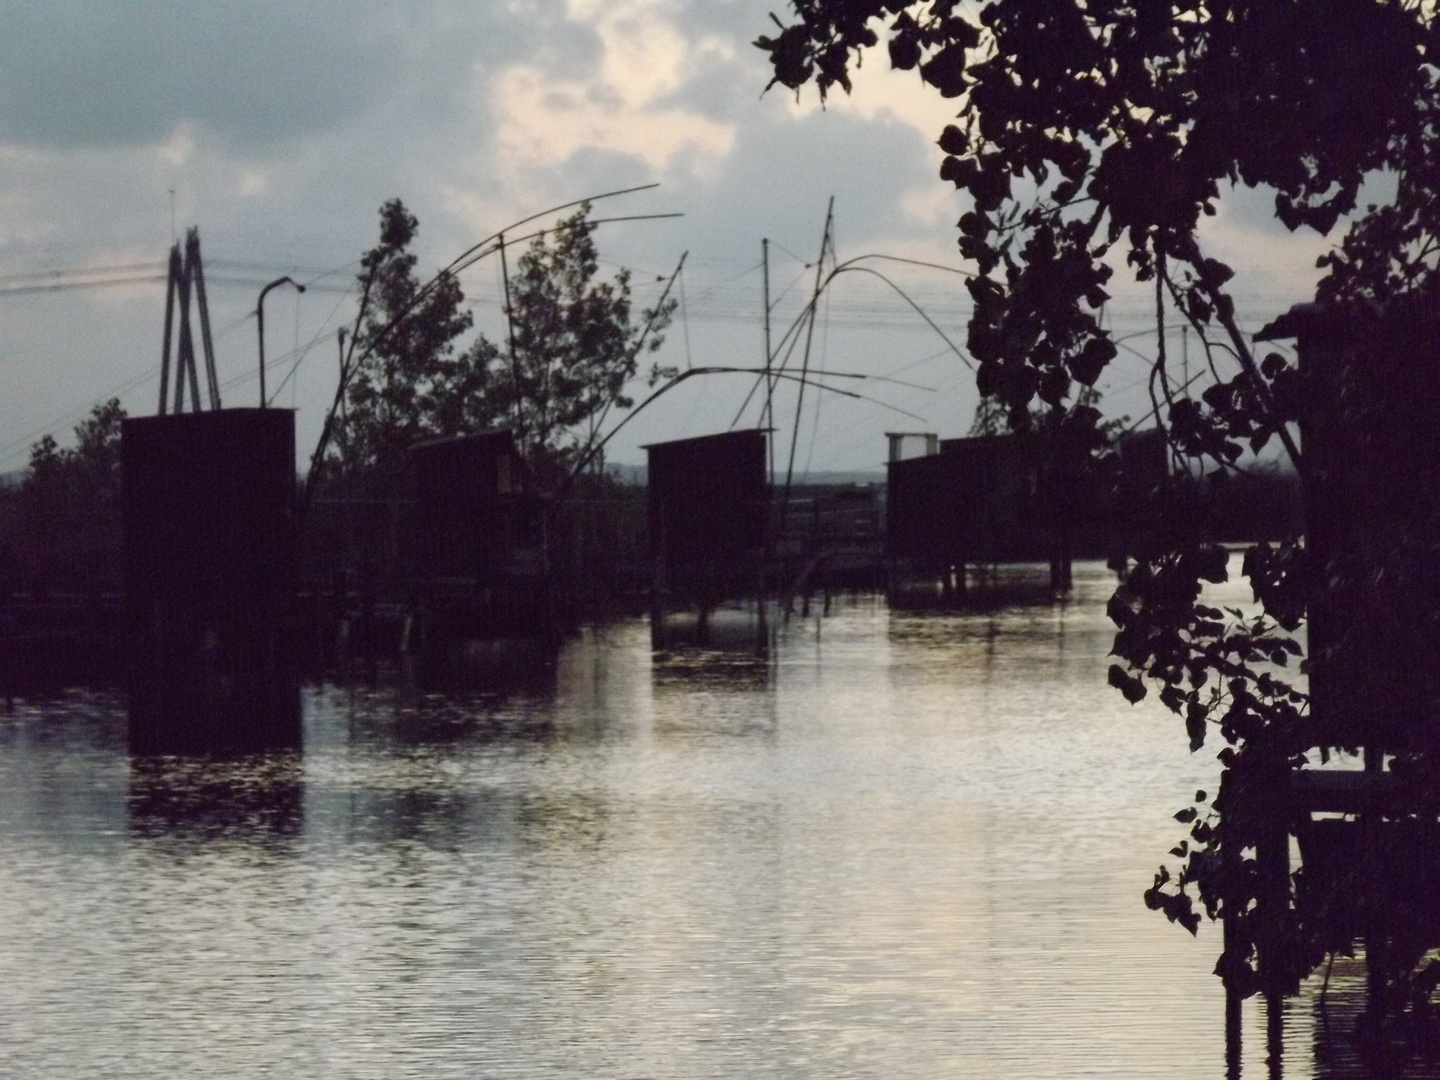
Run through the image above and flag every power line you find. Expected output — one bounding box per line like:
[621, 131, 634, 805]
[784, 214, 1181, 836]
[0, 261, 164, 285]
[0, 273, 167, 298]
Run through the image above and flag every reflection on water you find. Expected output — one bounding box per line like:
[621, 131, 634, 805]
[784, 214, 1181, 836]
[1288, 957, 1440, 1079]
[128, 754, 304, 847]
[0, 562, 1367, 1077]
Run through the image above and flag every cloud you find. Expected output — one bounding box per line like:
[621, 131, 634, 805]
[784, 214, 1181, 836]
[0, 1, 515, 151]
[492, 61, 735, 179]
[0, 0, 1356, 474]
[675, 107, 944, 255]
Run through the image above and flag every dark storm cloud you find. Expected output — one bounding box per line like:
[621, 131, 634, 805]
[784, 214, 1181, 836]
[0, 1, 586, 151]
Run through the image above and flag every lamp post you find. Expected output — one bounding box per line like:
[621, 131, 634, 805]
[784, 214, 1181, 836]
[256, 276, 305, 407]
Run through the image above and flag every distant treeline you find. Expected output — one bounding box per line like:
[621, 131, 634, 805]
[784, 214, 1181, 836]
[0, 401, 124, 598]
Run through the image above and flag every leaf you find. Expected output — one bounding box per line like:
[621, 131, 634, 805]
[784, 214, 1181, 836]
[755, 24, 815, 91]
[1185, 701, 1207, 751]
[920, 43, 970, 97]
[889, 27, 922, 71]
[1068, 336, 1116, 386]
[938, 124, 969, 156]
[1196, 544, 1229, 584]
[970, 162, 1011, 212]
[1199, 258, 1235, 288]
[1260, 352, 1289, 380]
[1177, 905, 1200, 935]
[1108, 663, 1148, 703]
[940, 155, 979, 189]
[958, 210, 991, 238]
[1054, 178, 1082, 205]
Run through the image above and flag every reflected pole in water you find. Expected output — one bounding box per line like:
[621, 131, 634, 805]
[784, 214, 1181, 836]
[1223, 767, 1243, 1079]
[1266, 992, 1284, 1079]
[1226, 950, 1243, 1079]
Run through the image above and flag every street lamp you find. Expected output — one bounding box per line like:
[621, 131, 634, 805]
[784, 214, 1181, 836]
[256, 276, 306, 408]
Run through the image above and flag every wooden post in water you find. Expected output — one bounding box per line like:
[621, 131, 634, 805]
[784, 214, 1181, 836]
[1258, 799, 1289, 1079]
[650, 505, 668, 650]
[1047, 407, 1073, 595]
[1222, 828, 1243, 1078]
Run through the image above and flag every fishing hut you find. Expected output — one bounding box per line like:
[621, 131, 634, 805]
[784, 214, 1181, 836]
[885, 430, 1050, 600]
[124, 229, 301, 753]
[407, 430, 553, 656]
[884, 424, 1169, 604]
[645, 430, 769, 649]
[1221, 300, 1440, 1064]
[123, 409, 300, 753]
[775, 482, 886, 606]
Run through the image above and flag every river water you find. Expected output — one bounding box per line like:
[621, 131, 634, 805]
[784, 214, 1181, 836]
[0, 561, 1375, 1077]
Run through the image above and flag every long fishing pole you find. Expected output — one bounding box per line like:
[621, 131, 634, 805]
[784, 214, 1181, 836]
[730, 249, 975, 430]
[780, 200, 833, 547]
[567, 365, 931, 482]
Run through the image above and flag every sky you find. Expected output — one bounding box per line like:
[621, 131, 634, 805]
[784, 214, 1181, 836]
[0, 0, 1341, 477]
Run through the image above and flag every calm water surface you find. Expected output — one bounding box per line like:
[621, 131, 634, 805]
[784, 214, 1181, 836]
[0, 562, 1357, 1077]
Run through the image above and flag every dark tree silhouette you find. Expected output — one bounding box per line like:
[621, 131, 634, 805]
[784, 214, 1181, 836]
[758, 0, 1440, 1015]
[341, 199, 474, 485]
[473, 206, 676, 485]
[24, 398, 126, 506]
[335, 201, 674, 489]
[2, 399, 127, 592]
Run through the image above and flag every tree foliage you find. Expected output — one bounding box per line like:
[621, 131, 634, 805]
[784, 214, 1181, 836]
[342, 199, 475, 483]
[759, 1, 1436, 428]
[2, 398, 127, 591]
[336, 200, 674, 490]
[481, 208, 676, 484]
[21, 398, 126, 520]
[758, 0, 1440, 1001]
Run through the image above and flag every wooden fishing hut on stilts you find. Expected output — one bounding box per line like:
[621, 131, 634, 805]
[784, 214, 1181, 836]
[884, 430, 1052, 602]
[405, 430, 554, 679]
[1218, 299, 1440, 1069]
[645, 429, 770, 651]
[124, 230, 300, 753]
[884, 425, 1168, 606]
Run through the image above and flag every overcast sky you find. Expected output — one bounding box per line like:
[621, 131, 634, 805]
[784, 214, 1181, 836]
[0, 1, 1338, 475]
